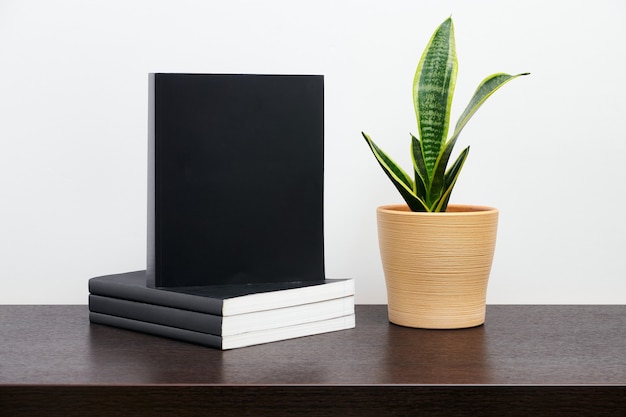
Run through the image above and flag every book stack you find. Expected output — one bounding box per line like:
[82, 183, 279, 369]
[88, 74, 355, 349]
[88, 271, 355, 350]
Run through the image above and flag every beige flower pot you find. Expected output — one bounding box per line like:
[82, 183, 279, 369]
[377, 204, 498, 329]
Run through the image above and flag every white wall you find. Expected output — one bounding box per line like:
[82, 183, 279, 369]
[1, 0, 625, 304]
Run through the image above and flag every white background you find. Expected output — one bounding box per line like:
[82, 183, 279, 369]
[1, 0, 625, 304]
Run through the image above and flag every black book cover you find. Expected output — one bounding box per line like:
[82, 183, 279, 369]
[147, 73, 325, 288]
[88, 271, 354, 316]
[88, 293, 354, 336]
[89, 312, 222, 349]
[89, 311, 355, 350]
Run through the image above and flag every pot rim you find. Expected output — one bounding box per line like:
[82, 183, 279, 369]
[377, 203, 498, 216]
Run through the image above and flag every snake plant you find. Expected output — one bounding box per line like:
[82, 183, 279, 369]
[362, 17, 528, 212]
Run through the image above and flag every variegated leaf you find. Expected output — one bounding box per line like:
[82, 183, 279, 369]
[413, 17, 458, 177]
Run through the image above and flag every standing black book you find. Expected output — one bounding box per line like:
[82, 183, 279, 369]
[147, 73, 325, 288]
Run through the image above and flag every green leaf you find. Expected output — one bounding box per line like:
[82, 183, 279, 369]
[444, 146, 470, 190]
[410, 134, 428, 196]
[434, 146, 470, 212]
[362, 132, 429, 212]
[361, 132, 413, 191]
[451, 72, 530, 142]
[413, 16, 458, 177]
[426, 72, 528, 210]
[401, 190, 429, 212]
[427, 133, 460, 208]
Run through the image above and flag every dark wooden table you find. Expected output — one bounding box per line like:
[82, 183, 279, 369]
[1, 305, 624, 416]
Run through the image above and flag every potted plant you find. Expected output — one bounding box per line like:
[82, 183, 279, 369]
[361, 17, 528, 329]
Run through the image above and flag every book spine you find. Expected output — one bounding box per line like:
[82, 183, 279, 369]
[88, 277, 223, 315]
[89, 312, 222, 349]
[88, 295, 223, 335]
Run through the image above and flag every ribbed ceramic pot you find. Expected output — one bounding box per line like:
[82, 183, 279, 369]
[377, 204, 498, 329]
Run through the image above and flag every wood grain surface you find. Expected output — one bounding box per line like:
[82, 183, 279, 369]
[1, 305, 625, 416]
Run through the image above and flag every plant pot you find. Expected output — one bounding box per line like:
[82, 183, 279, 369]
[376, 204, 498, 329]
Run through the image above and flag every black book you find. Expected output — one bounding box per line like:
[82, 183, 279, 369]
[87, 74, 350, 349]
[88, 293, 355, 336]
[88, 271, 355, 316]
[89, 312, 355, 350]
[148, 73, 325, 288]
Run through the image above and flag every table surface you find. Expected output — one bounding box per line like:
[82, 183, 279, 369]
[2, 304, 626, 385]
[1, 304, 625, 416]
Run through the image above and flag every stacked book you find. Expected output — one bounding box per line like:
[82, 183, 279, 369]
[88, 270, 355, 350]
[88, 74, 356, 350]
